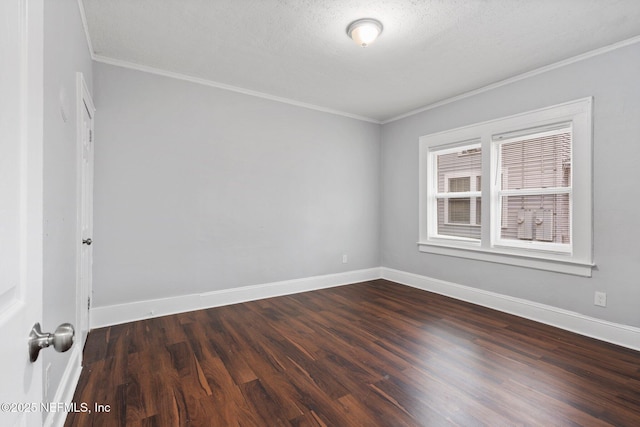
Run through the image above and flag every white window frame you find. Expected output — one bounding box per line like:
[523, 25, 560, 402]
[418, 98, 593, 277]
[426, 141, 481, 244]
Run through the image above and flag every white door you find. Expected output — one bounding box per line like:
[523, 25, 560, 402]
[77, 73, 95, 348]
[0, 0, 45, 426]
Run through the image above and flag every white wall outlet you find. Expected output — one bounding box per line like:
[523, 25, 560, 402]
[342, 254, 348, 264]
[594, 291, 607, 307]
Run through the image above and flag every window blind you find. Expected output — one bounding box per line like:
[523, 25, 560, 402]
[498, 127, 571, 244]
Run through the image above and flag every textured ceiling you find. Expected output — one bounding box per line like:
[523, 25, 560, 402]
[81, 0, 640, 122]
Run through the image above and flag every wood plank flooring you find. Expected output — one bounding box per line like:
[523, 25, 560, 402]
[65, 280, 640, 426]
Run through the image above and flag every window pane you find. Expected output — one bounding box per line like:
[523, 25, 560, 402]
[501, 130, 571, 190]
[437, 199, 481, 240]
[500, 194, 570, 244]
[437, 148, 482, 192]
[476, 198, 481, 225]
[449, 177, 470, 192]
[449, 198, 470, 223]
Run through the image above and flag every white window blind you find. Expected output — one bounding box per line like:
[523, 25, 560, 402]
[495, 126, 572, 251]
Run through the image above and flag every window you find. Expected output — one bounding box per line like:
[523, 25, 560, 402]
[418, 98, 593, 276]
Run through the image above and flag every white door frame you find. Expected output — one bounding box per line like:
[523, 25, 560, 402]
[76, 72, 95, 352]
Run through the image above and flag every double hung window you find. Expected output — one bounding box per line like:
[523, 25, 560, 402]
[418, 98, 593, 276]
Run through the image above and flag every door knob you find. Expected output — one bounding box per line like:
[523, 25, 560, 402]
[28, 322, 75, 363]
[82, 238, 92, 245]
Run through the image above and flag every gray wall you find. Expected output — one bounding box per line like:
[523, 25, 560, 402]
[381, 42, 640, 328]
[91, 35, 639, 330]
[43, 0, 93, 402]
[92, 63, 381, 307]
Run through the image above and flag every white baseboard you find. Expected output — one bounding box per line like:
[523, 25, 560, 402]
[381, 267, 640, 352]
[89, 265, 639, 352]
[44, 345, 83, 427]
[91, 267, 382, 328]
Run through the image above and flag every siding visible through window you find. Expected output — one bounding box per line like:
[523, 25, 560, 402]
[437, 149, 481, 239]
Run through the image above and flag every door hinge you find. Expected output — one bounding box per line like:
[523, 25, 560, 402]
[89, 129, 93, 143]
[87, 296, 91, 310]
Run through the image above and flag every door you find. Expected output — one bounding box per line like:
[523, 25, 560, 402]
[77, 73, 95, 348]
[0, 0, 44, 425]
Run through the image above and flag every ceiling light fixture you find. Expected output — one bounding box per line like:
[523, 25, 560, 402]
[346, 18, 383, 47]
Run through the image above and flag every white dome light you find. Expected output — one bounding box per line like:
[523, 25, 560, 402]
[347, 18, 383, 47]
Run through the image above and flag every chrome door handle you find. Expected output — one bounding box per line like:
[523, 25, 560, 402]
[28, 322, 75, 363]
[82, 238, 92, 245]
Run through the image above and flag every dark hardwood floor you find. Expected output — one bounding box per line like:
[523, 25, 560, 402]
[65, 280, 640, 426]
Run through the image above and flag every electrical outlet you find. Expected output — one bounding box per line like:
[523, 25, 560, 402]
[342, 254, 348, 264]
[594, 291, 607, 307]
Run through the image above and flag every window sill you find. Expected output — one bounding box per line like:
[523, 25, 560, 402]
[417, 241, 594, 277]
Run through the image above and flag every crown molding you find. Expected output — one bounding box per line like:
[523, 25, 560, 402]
[77, 0, 380, 124]
[382, 35, 640, 124]
[76, 0, 94, 57]
[75, 0, 640, 127]
[92, 55, 382, 124]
